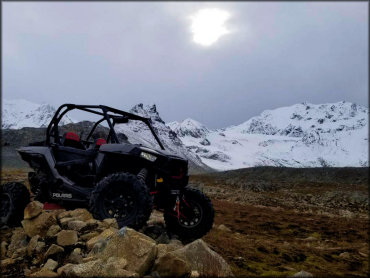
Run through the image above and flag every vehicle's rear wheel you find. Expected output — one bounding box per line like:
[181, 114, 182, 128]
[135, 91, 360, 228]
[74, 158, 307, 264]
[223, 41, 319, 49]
[164, 187, 214, 240]
[0, 182, 30, 228]
[89, 173, 152, 229]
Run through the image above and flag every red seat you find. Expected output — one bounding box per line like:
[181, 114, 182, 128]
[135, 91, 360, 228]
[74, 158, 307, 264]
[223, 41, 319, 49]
[63, 132, 85, 150]
[96, 138, 107, 146]
[65, 132, 80, 142]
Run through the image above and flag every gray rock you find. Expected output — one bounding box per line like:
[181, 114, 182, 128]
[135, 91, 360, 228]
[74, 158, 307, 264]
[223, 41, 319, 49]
[153, 252, 190, 277]
[67, 220, 87, 231]
[43, 258, 58, 271]
[46, 225, 61, 238]
[95, 227, 157, 276]
[45, 244, 64, 258]
[27, 235, 41, 256]
[22, 211, 58, 237]
[56, 230, 78, 246]
[292, 270, 314, 277]
[7, 228, 28, 258]
[169, 239, 233, 277]
[24, 201, 43, 220]
[217, 224, 231, 232]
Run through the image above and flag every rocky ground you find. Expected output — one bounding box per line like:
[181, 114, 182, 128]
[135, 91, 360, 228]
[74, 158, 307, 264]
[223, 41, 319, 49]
[191, 167, 369, 277]
[1, 167, 369, 277]
[1, 201, 232, 277]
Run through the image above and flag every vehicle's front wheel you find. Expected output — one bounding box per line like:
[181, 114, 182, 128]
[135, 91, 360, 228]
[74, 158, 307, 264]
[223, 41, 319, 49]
[89, 173, 152, 229]
[0, 182, 30, 228]
[164, 187, 214, 240]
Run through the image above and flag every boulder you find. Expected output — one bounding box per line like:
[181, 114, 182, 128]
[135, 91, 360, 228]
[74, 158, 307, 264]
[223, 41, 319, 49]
[24, 201, 43, 220]
[147, 211, 165, 226]
[86, 227, 117, 250]
[7, 228, 28, 258]
[44, 258, 58, 271]
[59, 217, 75, 228]
[57, 258, 138, 277]
[57, 230, 78, 246]
[22, 211, 58, 237]
[1, 258, 15, 268]
[302, 236, 318, 242]
[46, 225, 62, 238]
[102, 218, 119, 229]
[85, 219, 100, 229]
[89, 239, 109, 257]
[292, 270, 314, 277]
[95, 227, 157, 276]
[156, 241, 183, 260]
[35, 241, 46, 253]
[169, 239, 233, 277]
[339, 252, 350, 259]
[68, 248, 83, 264]
[45, 244, 64, 258]
[11, 247, 27, 259]
[1, 241, 8, 257]
[58, 209, 93, 222]
[68, 220, 87, 231]
[27, 235, 41, 256]
[217, 224, 231, 232]
[153, 252, 191, 277]
[30, 268, 58, 277]
[80, 231, 100, 241]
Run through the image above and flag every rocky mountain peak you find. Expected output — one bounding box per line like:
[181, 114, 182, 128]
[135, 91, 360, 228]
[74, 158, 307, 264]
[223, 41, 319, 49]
[130, 103, 165, 124]
[170, 118, 210, 138]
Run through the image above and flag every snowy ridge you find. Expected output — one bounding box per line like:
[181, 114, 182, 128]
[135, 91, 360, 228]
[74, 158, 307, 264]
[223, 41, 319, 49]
[175, 101, 368, 170]
[3, 99, 368, 171]
[168, 118, 209, 138]
[234, 101, 367, 136]
[114, 104, 207, 169]
[2, 99, 74, 129]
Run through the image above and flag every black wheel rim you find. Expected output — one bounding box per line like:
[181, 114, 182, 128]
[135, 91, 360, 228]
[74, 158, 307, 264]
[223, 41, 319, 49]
[0, 193, 12, 223]
[178, 198, 203, 228]
[102, 188, 137, 222]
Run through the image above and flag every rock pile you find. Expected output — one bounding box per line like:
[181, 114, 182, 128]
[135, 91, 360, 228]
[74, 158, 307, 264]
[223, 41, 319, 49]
[0, 201, 233, 277]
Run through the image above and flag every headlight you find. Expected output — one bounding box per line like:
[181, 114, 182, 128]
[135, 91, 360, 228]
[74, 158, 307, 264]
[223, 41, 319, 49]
[140, 151, 157, 162]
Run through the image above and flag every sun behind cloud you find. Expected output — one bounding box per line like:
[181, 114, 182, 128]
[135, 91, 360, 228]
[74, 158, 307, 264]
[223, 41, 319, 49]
[190, 8, 231, 47]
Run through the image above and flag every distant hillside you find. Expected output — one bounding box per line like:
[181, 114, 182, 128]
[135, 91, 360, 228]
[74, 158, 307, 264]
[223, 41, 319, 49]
[192, 166, 369, 191]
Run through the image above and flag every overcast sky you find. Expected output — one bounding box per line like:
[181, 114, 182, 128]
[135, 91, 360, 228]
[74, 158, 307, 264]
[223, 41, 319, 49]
[3, 2, 368, 128]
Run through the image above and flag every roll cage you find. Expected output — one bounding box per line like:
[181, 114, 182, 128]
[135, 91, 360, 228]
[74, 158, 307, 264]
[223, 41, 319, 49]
[46, 104, 165, 150]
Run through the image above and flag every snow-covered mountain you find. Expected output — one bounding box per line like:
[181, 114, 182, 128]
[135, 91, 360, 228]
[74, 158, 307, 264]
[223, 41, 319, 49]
[174, 101, 368, 170]
[2, 99, 74, 129]
[167, 119, 210, 138]
[3, 99, 368, 171]
[113, 103, 210, 171]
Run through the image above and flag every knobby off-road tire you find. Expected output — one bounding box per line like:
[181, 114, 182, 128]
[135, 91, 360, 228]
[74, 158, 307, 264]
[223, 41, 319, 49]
[89, 172, 152, 229]
[0, 182, 30, 228]
[164, 187, 214, 240]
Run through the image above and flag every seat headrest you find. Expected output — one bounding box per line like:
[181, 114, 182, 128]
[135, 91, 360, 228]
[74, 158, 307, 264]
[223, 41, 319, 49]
[65, 132, 80, 142]
[96, 138, 107, 146]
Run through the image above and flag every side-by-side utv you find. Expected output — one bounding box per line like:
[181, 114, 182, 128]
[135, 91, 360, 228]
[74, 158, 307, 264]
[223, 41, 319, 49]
[0, 104, 214, 239]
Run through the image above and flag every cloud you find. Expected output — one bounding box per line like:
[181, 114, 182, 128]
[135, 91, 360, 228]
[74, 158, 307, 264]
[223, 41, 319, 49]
[3, 2, 368, 128]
